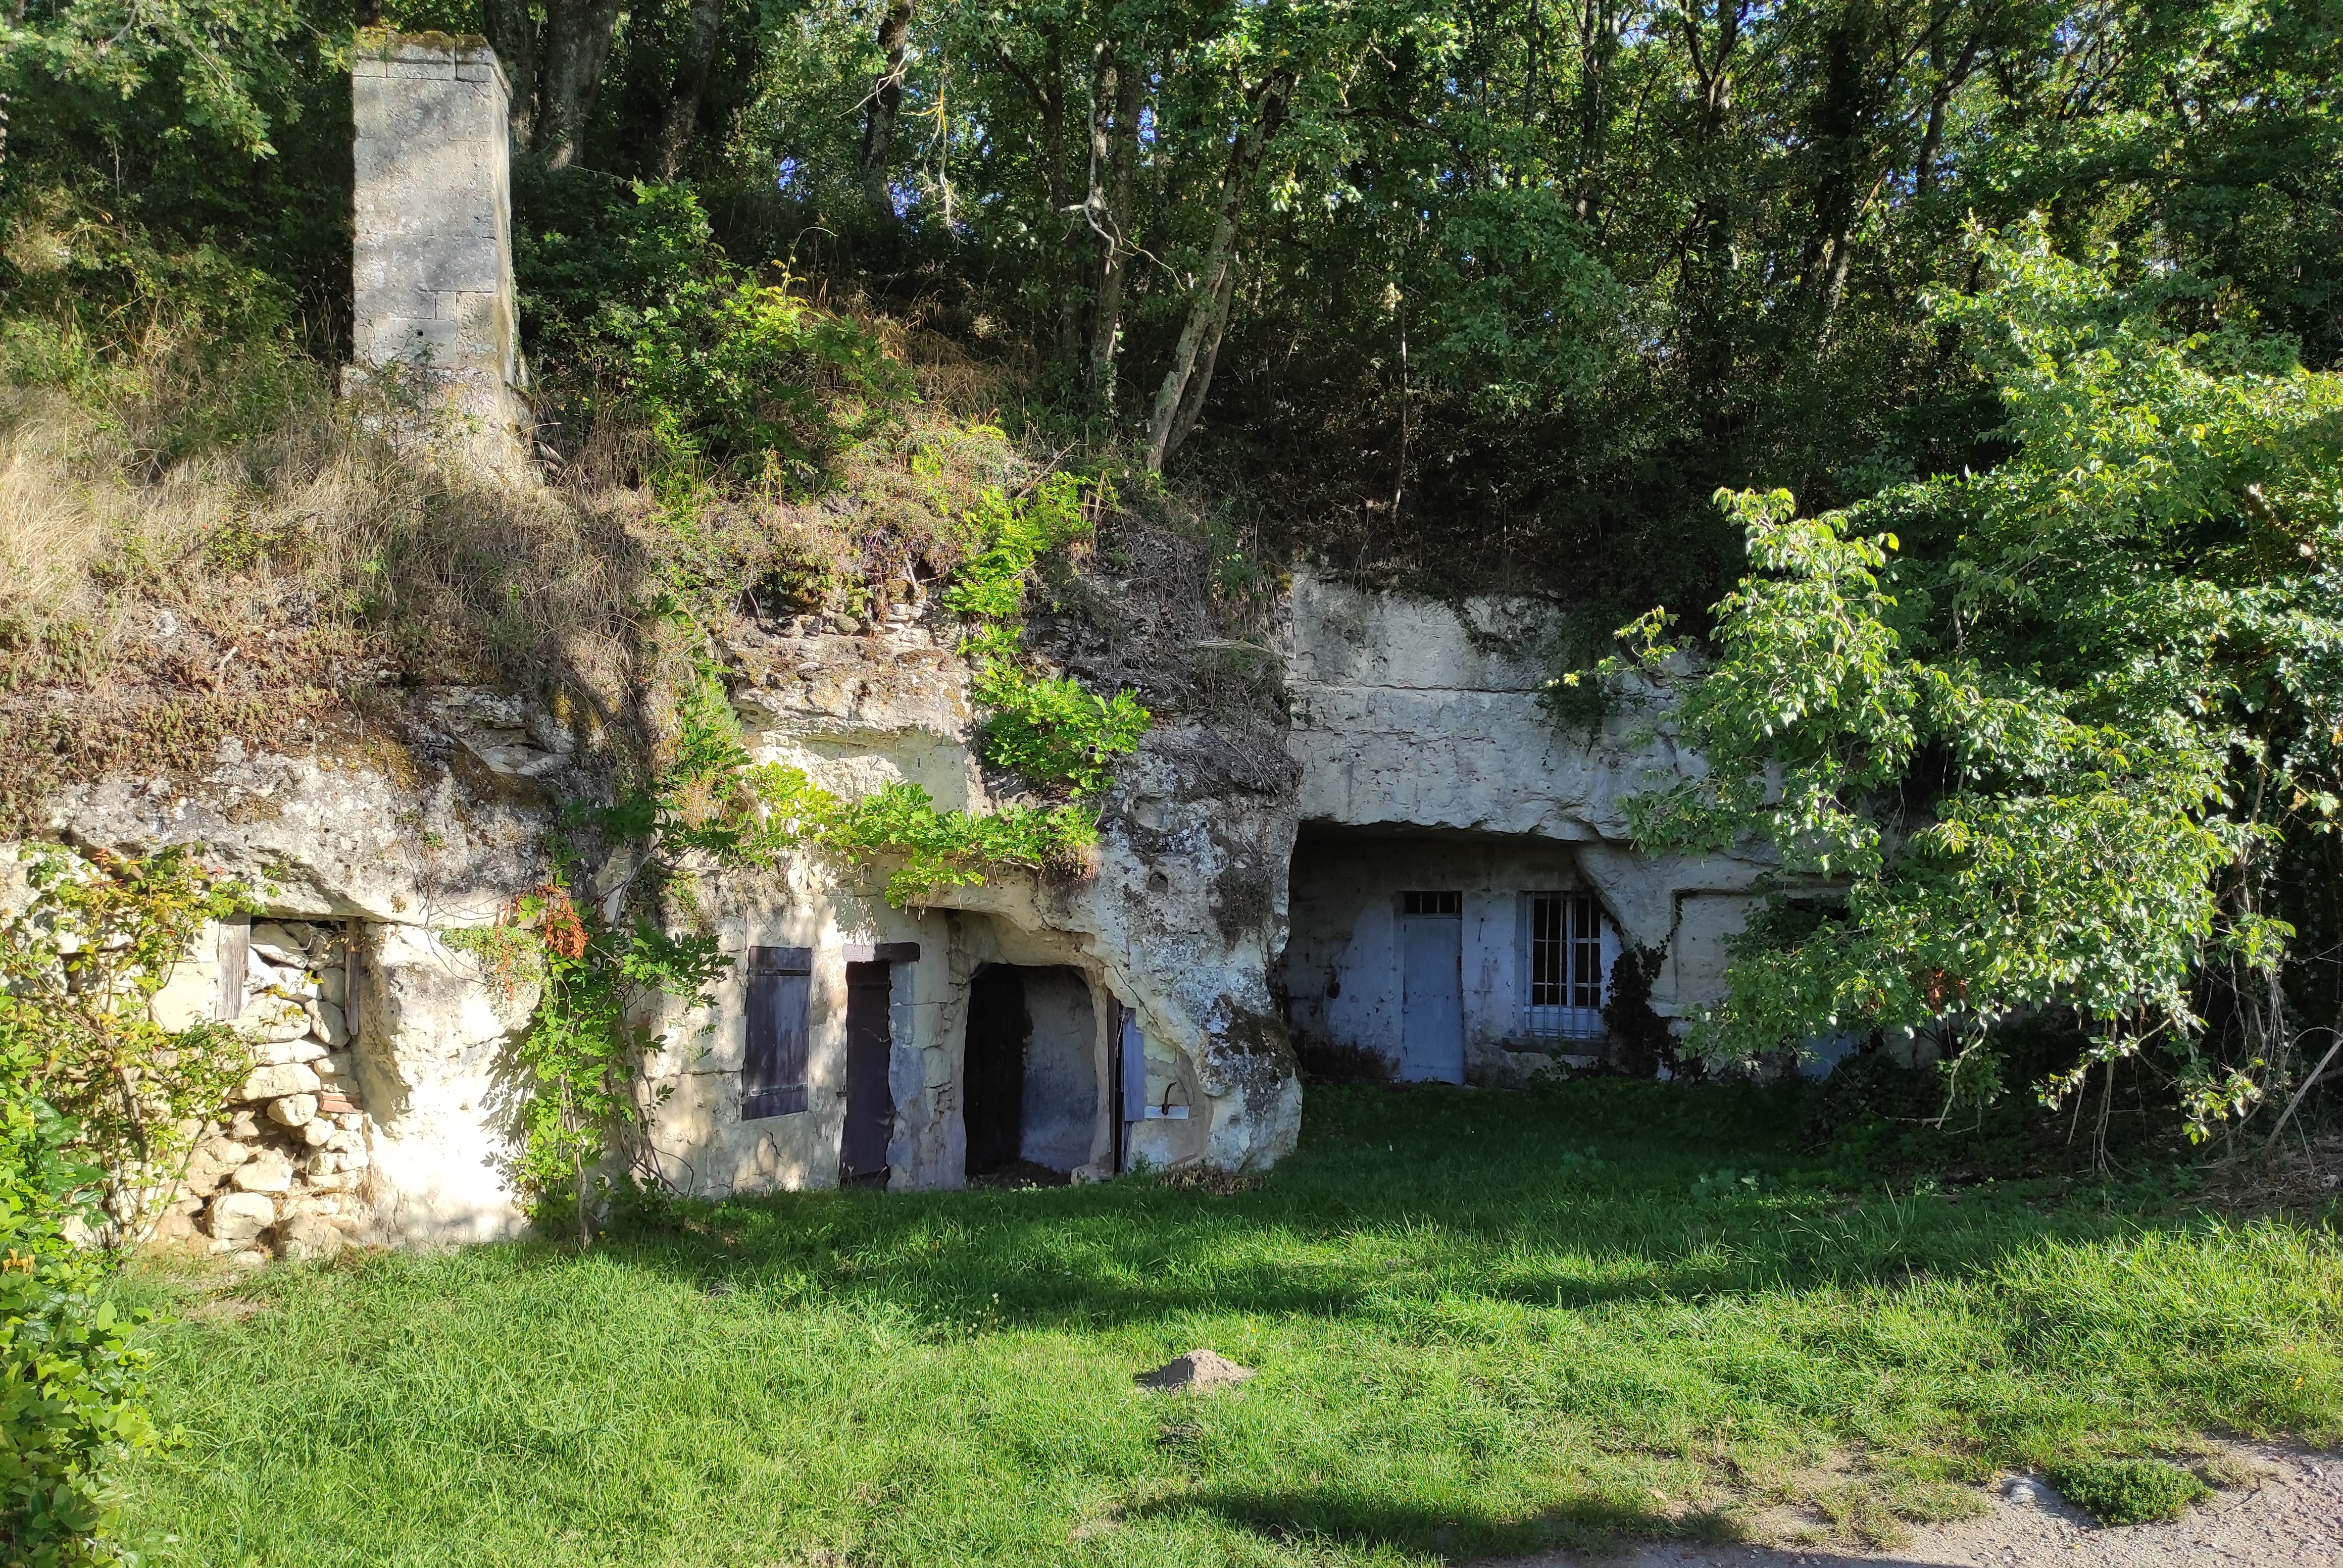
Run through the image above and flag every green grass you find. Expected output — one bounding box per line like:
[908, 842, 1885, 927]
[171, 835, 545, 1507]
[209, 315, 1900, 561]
[127, 1080, 2343, 1566]
[2043, 1456, 2210, 1525]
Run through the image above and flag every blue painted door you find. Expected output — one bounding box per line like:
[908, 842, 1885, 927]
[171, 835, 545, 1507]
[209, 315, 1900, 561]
[1400, 912, 1465, 1083]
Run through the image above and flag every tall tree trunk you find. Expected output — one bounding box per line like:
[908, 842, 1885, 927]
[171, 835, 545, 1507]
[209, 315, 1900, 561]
[536, 0, 624, 171]
[1915, 24, 1984, 199]
[651, 0, 727, 179]
[483, 0, 537, 145]
[1161, 252, 1236, 465]
[1570, 0, 1617, 225]
[860, 0, 916, 223]
[1144, 73, 1290, 472]
[1086, 47, 1146, 409]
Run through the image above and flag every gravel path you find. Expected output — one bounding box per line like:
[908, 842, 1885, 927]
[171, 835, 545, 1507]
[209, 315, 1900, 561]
[1501, 1445, 2342, 1568]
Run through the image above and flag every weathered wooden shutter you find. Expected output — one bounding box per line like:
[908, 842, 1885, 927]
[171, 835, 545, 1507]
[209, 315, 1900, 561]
[217, 916, 251, 1021]
[1118, 1007, 1147, 1127]
[742, 946, 813, 1119]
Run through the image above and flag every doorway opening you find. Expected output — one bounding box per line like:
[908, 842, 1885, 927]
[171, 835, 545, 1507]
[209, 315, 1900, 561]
[1399, 889, 1464, 1082]
[839, 960, 894, 1189]
[962, 964, 1098, 1186]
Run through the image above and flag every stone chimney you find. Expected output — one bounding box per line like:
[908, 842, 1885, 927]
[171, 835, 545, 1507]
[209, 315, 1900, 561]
[348, 30, 530, 472]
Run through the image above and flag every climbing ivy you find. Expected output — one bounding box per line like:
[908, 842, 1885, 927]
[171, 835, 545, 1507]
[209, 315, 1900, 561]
[949, 474, 1150, 799]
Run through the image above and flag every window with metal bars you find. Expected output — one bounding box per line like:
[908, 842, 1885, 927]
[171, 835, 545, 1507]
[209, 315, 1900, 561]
[1528, 893, 1605, 1020]
[1401, 890, 1461, 916]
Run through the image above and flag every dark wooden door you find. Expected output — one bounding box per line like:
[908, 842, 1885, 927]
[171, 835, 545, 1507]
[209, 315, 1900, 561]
[962, 966, 1028, 1176]
[840, 962, 894, 1187]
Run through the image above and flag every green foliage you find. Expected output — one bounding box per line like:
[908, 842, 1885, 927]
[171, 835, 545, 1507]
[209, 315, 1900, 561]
[0, 847, 252, 1246]
[0, 848, 238, 1566]
[1597, 230, 2343, 1136]
[516, 173, 912, 486]
[0, 1246, 160, 1567]
[509, 883, 728, 1244]
[968, 671, 1149, 800]
[1, 0, 308, 157]
[945, 475, 1150, 797]
[2046, 1456, 2209, 1525]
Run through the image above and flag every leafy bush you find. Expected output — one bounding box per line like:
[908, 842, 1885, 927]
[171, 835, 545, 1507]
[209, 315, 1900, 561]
[946, 474, 1150, 797]
[970, 669, 1150, 799]
[0, 847, 249, 1245]
[0, 1244, 160, 1567]
[2046, 1456, 2209, 1525]
[0, 848, 228, 1564]
[517, 173, 912, 485]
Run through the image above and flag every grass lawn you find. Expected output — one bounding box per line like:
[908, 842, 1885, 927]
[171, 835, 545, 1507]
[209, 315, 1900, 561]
[127, 1080, 2343, 1566]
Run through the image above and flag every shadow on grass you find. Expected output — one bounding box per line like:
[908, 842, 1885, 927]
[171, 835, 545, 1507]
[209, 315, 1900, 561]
[1139, 1485, 1714, 1559]
[583, 1079, 2176, 1335]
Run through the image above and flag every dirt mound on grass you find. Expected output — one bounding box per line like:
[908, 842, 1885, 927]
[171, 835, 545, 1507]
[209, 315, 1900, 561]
[1135, 1349, 1256, 1394]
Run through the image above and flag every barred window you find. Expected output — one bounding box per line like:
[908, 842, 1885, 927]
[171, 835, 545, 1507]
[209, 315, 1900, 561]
[1529, 893, 1604, 1010]
[1401, 890, 1461, 916]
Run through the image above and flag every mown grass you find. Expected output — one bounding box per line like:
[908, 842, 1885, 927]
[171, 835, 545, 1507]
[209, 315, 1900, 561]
[127, 1080, 2343, 1566]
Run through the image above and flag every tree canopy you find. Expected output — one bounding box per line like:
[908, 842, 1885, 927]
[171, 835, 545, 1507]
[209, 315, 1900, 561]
[7, 0, 2339, 610]
[1604, 230, 2342, 1133]
[4, 0, 2340, 1126]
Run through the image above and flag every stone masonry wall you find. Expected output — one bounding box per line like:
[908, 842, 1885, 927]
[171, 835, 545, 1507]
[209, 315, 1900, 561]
[152, 921, 376, 1264]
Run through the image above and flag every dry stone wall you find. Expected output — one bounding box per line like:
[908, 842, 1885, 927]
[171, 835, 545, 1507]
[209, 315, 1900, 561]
[152, 921, 375, 1264]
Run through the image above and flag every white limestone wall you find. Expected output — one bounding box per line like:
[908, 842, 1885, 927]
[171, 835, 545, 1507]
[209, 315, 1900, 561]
[1284, 831, 1602, 1080]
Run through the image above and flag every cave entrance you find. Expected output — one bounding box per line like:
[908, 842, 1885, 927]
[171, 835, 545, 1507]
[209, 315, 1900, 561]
[1281, 823, 1618, 1083]
[962, 965, 1098, 1186]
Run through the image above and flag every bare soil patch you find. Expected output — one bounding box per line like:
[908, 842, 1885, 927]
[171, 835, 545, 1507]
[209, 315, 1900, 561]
[1500, 1443, 2342, 1568]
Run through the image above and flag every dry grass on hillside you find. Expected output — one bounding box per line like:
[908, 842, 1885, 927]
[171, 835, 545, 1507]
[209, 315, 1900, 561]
[0, 333, 1038, 832]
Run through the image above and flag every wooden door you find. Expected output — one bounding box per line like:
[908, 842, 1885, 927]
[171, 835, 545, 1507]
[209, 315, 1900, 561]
[839, 961, 895, 1187]
[1400, 899, 1465, 1083]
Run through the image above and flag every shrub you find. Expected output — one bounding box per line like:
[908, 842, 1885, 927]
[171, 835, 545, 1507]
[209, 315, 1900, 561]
[2046, 1456, 2209, 1525]
[0, 999, 163, 1565]
[516, 173, 912, 485]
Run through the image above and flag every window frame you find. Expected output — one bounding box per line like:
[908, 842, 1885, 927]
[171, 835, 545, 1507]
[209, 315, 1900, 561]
[1520, 892, 1612, 1042]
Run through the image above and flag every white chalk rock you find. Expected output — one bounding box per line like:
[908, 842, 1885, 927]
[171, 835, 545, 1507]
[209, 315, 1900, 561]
[236, 1063, 321, 1101]
[276, 1215, 345, 1262]
[267, 1094, 319, 1128]
[250, 923, 306, 964]
[310, 996, 350, 1046]
[207, 1191, 277, 1242]
[231, 1157, 294, 1195]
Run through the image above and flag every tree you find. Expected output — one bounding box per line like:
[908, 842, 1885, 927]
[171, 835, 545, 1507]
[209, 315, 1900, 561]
[1598, 228, 2343, 1138]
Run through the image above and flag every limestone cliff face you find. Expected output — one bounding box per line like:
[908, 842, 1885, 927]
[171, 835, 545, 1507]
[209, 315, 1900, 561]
[1280, 572, 1768, 1033]
[23, 573, 1760, 1248]
[23, 604, 1304, 1246]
